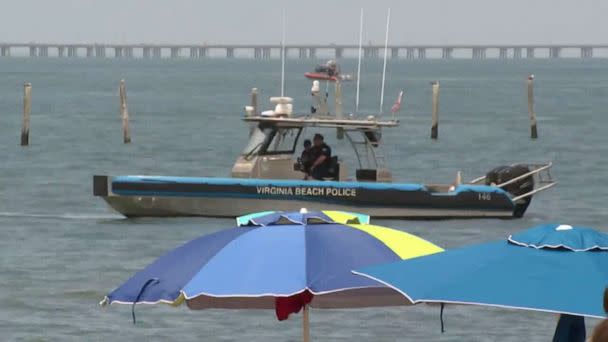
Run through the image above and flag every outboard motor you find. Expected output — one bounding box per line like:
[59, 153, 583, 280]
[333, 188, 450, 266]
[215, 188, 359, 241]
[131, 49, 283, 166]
[485, 164, 534, 218]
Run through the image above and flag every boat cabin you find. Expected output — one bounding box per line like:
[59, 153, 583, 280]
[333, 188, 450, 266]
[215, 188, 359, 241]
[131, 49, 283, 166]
[231, 84, 399, 183]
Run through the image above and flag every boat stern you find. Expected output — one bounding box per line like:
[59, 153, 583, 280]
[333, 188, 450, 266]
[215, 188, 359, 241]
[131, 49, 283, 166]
[93, 175, 110, 197]
[469, 162, 556, 218]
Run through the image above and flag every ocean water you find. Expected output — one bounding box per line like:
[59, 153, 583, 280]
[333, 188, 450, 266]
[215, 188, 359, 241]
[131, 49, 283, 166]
[1, 57, 607, 341]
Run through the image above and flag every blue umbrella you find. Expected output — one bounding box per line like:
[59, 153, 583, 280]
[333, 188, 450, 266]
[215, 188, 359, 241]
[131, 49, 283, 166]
[101, 210, 442, 341]
[354, 224, 608, 338]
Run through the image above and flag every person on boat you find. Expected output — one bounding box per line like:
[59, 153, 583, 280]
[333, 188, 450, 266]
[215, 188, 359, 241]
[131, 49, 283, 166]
[313, 60, 338, 77]
[325, 59, 337, 76]
[309, 133, 332, 180]
[300, 139, 314, 177]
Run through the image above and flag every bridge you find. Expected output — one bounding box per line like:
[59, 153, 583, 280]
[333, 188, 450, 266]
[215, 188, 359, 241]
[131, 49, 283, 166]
[0, 43, 606, 59]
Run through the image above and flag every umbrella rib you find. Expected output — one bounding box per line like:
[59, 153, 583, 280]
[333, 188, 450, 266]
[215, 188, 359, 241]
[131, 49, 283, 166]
[181, 285, 387, 300]
[411, 299, 607, 319]
[351, 271, 416, 304]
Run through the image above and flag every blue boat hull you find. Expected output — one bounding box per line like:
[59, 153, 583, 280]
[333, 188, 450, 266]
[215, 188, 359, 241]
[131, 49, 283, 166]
[93, 175, 525, 218]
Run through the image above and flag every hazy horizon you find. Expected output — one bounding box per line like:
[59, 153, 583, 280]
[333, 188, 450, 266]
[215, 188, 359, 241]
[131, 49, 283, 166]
[1, 0, 606, 45]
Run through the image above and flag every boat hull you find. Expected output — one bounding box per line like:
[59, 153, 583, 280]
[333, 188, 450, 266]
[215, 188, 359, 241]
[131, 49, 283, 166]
[101, 196, 514, 218]
[304, 72, 339, 81]
[94, 175, 523, 219]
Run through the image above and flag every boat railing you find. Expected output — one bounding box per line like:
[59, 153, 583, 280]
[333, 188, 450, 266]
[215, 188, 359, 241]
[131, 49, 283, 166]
[511, 181, 556, 202]
[467, 162, 556, 201]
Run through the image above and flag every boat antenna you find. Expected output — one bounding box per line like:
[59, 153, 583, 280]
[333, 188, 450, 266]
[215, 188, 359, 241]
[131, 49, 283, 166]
[379, 8, 391, 115]
[280, 8, 286, 97]
[355, 8, 364, 113]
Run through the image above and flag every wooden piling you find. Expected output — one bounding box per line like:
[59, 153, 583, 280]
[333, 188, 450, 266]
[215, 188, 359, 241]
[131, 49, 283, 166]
[431, 81, 440, 139]
[250, 88, 258, 115]
[335, 80, 345, 139]
[20, 83, 32, 146]
[527, 75, 538, 139]
[119, 79, 131, 143]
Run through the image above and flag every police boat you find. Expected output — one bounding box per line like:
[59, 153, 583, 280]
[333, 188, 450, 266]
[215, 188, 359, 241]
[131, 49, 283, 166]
[93, 78, 556, 219]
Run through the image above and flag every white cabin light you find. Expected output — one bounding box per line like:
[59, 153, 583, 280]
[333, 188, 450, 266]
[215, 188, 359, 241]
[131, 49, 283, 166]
[244, 106, 255, 116]
[270, 96, 293, 116]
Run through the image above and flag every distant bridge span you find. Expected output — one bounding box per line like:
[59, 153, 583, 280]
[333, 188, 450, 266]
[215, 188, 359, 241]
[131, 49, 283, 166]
[1, 42, 606, 59]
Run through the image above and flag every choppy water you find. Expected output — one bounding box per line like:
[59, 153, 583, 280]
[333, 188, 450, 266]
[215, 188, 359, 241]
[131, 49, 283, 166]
[1, 57, 607, 341]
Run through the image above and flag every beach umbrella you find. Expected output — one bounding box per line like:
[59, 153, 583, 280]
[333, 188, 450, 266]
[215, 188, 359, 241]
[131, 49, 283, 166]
[101, 209, 442, 341]
[235, 210, 371, 226]
[354, 224, 608, 339]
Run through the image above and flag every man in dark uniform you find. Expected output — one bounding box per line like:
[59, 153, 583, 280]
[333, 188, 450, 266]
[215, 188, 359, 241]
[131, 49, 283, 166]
[300, 139, 314, 177]
[309, 133, 332, 180]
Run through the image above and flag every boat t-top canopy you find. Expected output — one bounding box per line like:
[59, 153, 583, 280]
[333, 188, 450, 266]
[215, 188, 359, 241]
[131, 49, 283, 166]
[244, 75, 401, 131]
[243, 115, 399, 130]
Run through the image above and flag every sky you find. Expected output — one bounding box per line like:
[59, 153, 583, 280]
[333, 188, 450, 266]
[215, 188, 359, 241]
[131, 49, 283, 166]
[0, 0, 606, 45]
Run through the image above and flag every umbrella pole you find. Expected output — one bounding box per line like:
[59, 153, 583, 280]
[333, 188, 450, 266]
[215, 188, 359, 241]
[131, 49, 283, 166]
[302, 305, 310, 342]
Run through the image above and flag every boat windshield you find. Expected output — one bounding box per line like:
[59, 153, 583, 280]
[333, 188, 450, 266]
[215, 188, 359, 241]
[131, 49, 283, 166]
[266, 127, 301, 154]
[241, 127, 271, 156]
[241, 126, 301, 157]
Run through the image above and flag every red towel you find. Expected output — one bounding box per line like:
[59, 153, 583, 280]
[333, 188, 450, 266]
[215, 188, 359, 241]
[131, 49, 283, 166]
[275, 290, 314, 321]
